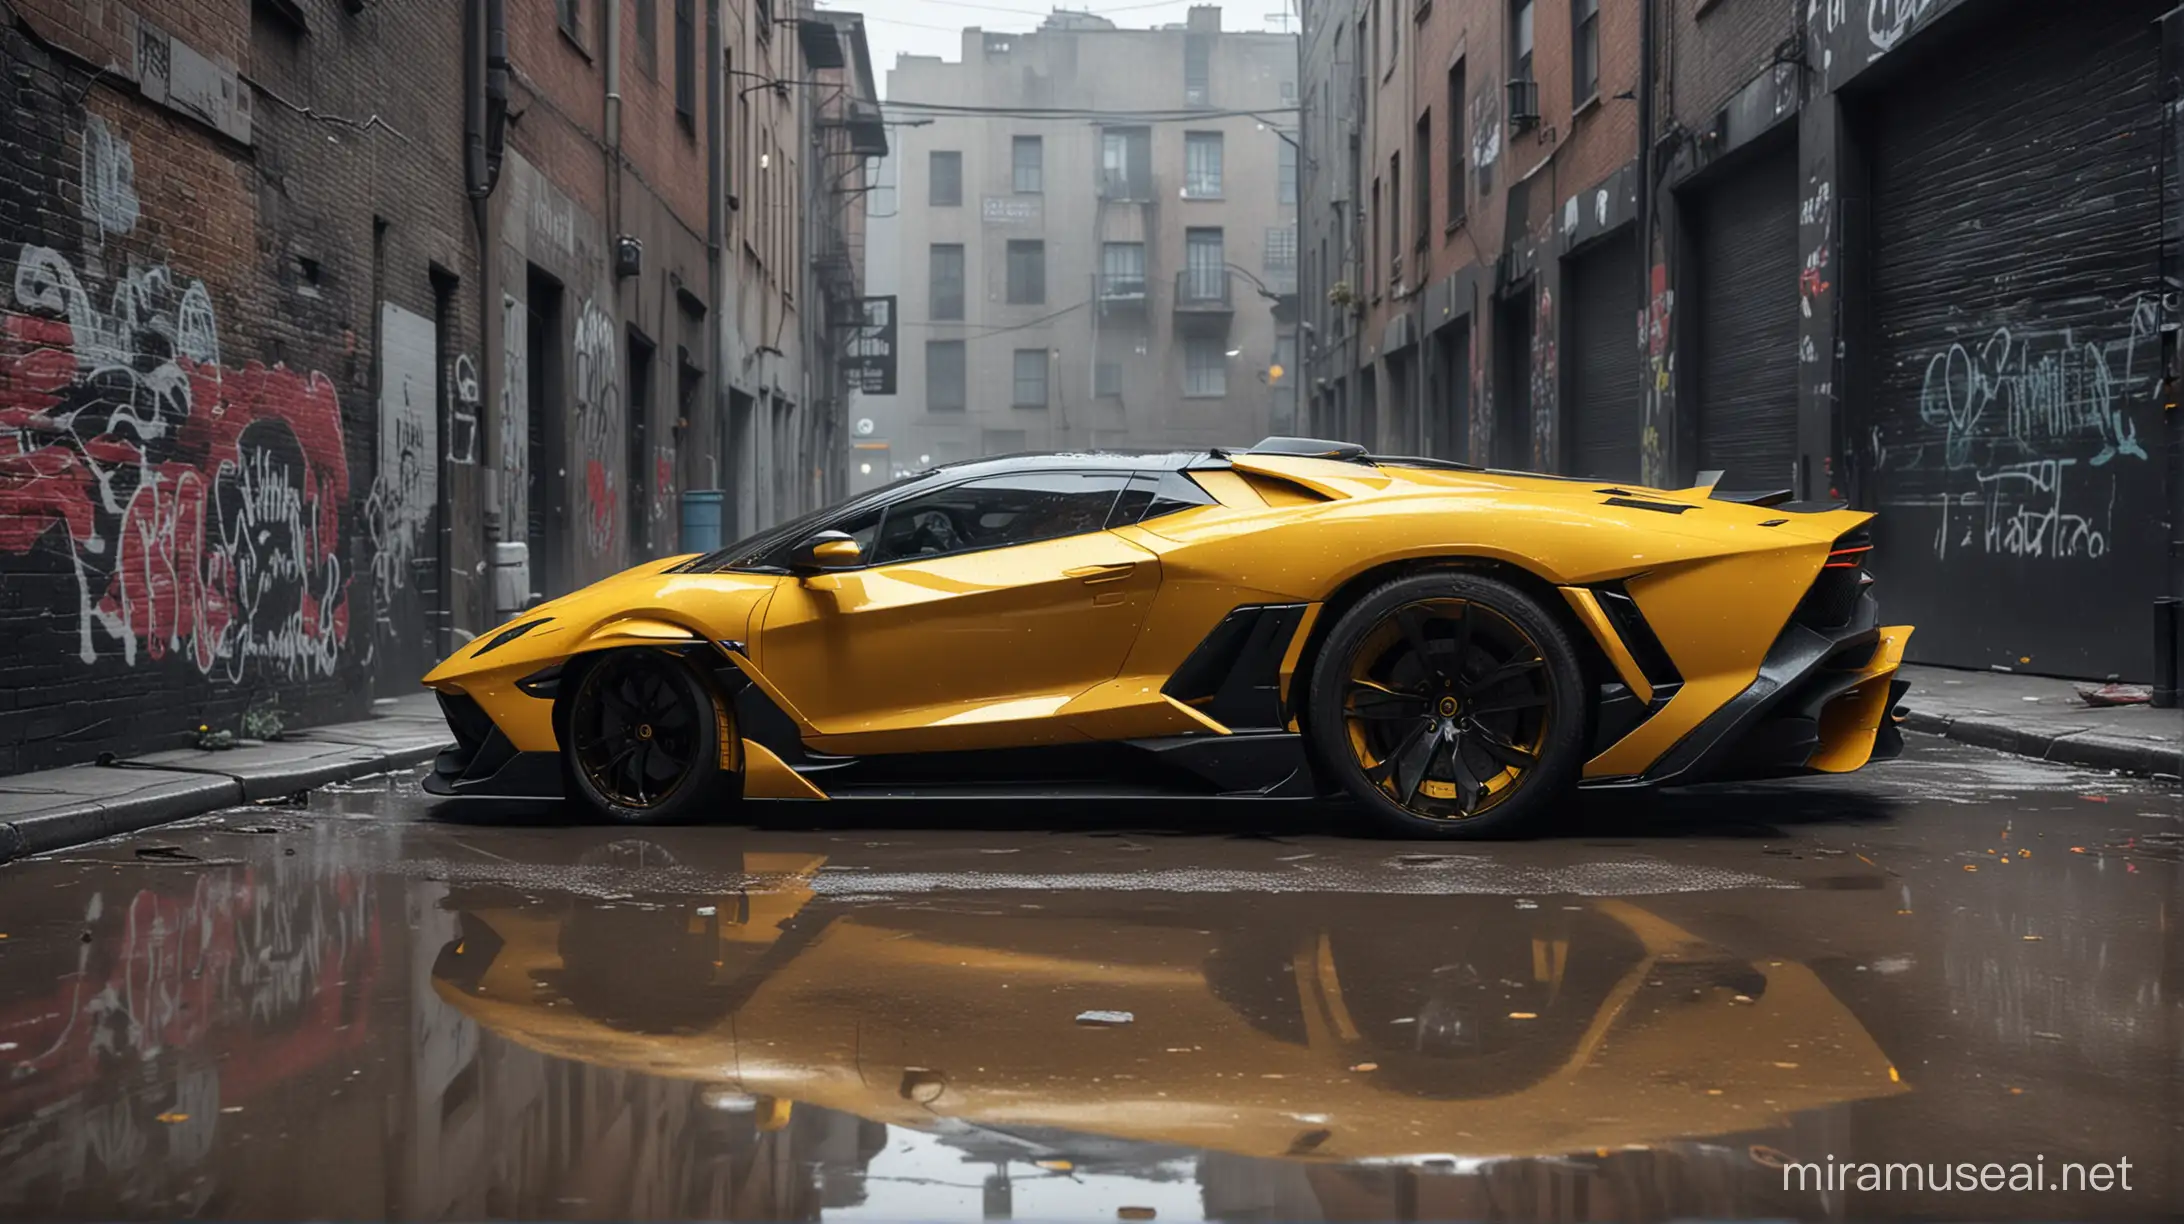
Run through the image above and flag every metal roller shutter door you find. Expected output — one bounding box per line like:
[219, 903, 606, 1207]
[1865, 0, 2166, 678]
[1565, 231, 1643, 481]
[1691, 142, 1801, 491]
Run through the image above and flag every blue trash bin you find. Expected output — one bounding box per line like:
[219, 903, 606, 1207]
[680, 489, 725, 554]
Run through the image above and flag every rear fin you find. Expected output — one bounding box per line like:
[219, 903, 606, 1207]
[1661, 469, 1724, 499]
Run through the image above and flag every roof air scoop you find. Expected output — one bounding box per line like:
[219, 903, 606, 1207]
[1242, 437, 1369, 461]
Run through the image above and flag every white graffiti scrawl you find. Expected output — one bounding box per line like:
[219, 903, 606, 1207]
[571, 298, 619, 556]
[80, 116, 142, 238]
[451, 353, 480, 466]
[363, 303, 438, 625]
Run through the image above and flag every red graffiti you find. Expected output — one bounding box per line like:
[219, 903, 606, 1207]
[0, 302, 351, 678]
[1800, 253, 1833, 303]
[1647, 263, 1673, 359]
[584, 457, 615, 551]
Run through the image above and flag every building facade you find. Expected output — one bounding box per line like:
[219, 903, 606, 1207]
[0, 0, 878, 773]
[860, 7, 1301, 475]
[1300, 0, 2184, 682]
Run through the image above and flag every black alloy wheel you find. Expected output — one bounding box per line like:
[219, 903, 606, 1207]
[564, 650, 729, 824]
[1307, 572, 1586, 838]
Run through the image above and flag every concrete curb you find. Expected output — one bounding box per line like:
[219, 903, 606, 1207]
[0, 738, 449, 865]
[1901, 710, 2183, 779]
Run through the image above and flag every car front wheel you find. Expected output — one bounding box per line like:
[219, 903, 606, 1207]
[1305, 572, 1587, 838]
[562, 649, 732, 824]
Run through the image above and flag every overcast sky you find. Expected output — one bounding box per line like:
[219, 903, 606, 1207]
[815, 0, 1302, 97]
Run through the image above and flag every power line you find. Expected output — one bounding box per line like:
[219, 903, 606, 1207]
[882, 100, 1301, 122]
[899, 301, 1090, 340]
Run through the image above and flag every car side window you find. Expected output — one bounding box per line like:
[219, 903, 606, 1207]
[866, 472, 1131, 566]
[1111, 470, 1218, 527]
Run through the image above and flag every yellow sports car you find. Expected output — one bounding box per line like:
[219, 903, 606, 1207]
[422, 438, 1912, 837]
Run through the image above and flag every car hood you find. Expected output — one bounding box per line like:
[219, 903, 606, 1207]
[422, 556, 780, 690]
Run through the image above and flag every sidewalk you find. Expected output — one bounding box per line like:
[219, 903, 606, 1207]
[0, 693, 452, 864]
[1897, 664, 2183, 779]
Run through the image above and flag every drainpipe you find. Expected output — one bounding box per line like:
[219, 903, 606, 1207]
[606, 0, 623, 273]
[1637, 0, 1657, 478]
[468, 0, 509, 551]
[706, 0, 724, 493]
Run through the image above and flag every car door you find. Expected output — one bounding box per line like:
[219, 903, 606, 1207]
[754, 470, 1161, 751]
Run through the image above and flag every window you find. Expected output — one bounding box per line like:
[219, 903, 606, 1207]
[930, 151, 963, 207]
[1447, 60, 1468, 226]
[1006, 240, 1045, 305]
[1185, 33, 1211, 105]
[1095, 361, 1123, 397]
[1112, 471, 1217, 524]
[1012, 135, 1043, 194]
[1184, 228, 1225, 302]
[1573, 0, 1600, 105]
[927, 340, 967, 411]
[1279, 140, 1298, 206]
[866, 472, 1133, 564]
[673, 0, 695, 128]
[1184, 337, 1228, 398]
[1281, 79, 1297, 103]
[1512, 0, 1534, 83]
[1414, 111, 1432, 248]
[1012, 349, 1049, 407]
[1388, 0, 1399, 64]
[1369, 177, 1381, 294]
[635, 0, 657, 76]
[1101, 127, 1152, 200]
[929, 245, 965, 320]
[557, 0, 582, 44]
[1184, 132, 1224, 198]
[1265, 227, 1297, 277]
[1388, 152, 1402, 276]
[1101, 242, 1146, 297]
[755, 0, 772, 39]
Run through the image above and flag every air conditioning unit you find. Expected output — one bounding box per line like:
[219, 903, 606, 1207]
[1508, 77, 1540, 132]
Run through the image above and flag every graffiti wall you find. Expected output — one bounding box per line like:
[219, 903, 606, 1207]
[0, 214, 352, 689]
[0, 6, 485, 771]
[0, 95, 362, 770]
[571, 298, 619, 560]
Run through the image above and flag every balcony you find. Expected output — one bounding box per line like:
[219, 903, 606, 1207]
[1099, 270, 1149, 309]
[1099, 169, 1154, 203]
[1175, 269, 1234, 323]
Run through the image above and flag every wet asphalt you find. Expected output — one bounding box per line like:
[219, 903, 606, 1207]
[0, 738, 2177, 1221]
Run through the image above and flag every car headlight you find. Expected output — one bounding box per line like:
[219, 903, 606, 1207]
[471, 618, 551, 658]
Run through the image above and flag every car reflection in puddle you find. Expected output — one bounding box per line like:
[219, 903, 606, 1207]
[432, 844, 1902, 1219]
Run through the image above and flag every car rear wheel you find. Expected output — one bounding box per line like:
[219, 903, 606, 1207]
[563, 649, 733, 824]
[1305, 572, 1587, 838]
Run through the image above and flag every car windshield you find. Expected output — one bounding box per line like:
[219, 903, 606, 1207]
[675, 470, 939, 574]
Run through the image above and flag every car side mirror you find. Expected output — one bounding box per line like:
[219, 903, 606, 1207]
[787, 530, 862, 575]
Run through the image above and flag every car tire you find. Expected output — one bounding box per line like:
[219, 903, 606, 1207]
[1305, 571, 1587, 839]
[561, 649, 736, 825]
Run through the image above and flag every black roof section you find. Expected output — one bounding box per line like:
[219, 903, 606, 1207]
[923, 439, 1486, 480]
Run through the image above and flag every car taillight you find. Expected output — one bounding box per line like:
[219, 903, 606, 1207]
[1797, 530, 1872, 629]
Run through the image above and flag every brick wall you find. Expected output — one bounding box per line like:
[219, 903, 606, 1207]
[1667, 0, 1797, 126]
[0, 0, 482, 773]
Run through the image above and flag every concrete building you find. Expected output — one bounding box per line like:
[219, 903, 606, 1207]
[861, 7, 1300, 472]
[1298, 0, 2184, 683]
